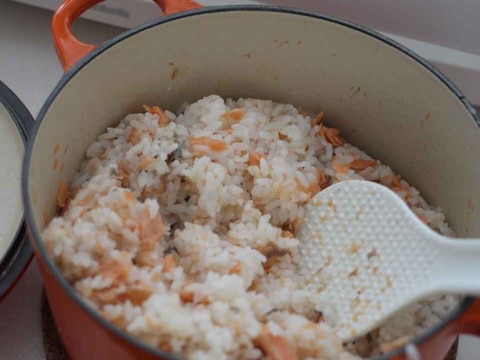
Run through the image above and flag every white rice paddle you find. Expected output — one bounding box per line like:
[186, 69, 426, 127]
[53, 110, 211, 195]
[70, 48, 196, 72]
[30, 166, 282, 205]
[298, 180, 477, 342]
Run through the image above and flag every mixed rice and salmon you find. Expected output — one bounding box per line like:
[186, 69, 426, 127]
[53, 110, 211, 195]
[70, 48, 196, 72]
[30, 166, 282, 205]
[43, 95, 458, 360]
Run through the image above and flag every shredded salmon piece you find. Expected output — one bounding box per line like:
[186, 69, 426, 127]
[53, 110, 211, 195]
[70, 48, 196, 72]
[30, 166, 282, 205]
[112, 316, 125, 328]
[162, 254, 177, 273]
[94, 288, 118, 303]
[180, 288, 210, 305]
[190, 136, 228, 152]
[52, 159, 58, 170]
[158, 341, 173, 353]
[349, 268, 359, 277]
[117, 161, 129, 177]
[367, 248, 378, 260]
[254, 325, 299, 360]
[263, 255, 284, 273]
[78, 194, 94, 206]
[123, 190, 135, 203]
[139, 214, 166, 251]
[232, 321, 243, 336]
[124, 286, 152, 305]
[298, 171, 332, 198]
[179, 280, 195, 303]
[143, 105, 170, 126]
[332, 162, 350, 174]
[326, 199, 337, 212]
[150, 272, 162, 282]
[150, 181, 166, 195]
[56, 180, 68, 210]
[94, 243, 104, 253]
[324, 255, 333, 267]
[278, 133, 287, 140]
[221, 109, 245, 130]
[180, 289, 194, 303]
[417, 214, 428, 224]
[116, 161, 130, 187]
[300, 322, 314, 332]
[135, 157, 155, 171]
[134, 250, 158, 267]
[391, 175, 402, 188]
[98, 257, 131, 285]
[282, 230, 294, 238]
[128, 128, 139, 145]
[318, 125, 344, 147]
[292, 217, 302, 231]
[403, 191, 413, 200]
[249, 280, 260, 292]
[197, 297, 211, 306]
[54, 143, 60, 154]
[229, 261, 242, 275]
[224, 109, 245, 121]
[390, 175, 411, 197]
[310, 111, 325, 126]
[350, 159, 377, 171]
[297, 181, 320, 200]
[249, 152, 262, 167]
[317, 169, 331, 190]
[349, 242, 363, 253]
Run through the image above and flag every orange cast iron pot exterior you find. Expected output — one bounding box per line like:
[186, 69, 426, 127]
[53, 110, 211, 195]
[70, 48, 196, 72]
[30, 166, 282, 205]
[36, 247, 480, 360]
[23, 0, 480, 359]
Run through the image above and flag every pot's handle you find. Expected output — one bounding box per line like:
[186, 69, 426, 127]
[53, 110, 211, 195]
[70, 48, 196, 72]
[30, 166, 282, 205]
[52, 0, 202, 71]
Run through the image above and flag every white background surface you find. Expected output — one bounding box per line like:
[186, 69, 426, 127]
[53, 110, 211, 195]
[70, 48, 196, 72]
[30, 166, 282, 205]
[12, 0, 480, 55]
[11, 0, 480, 106]
[0, 1, 479, 359]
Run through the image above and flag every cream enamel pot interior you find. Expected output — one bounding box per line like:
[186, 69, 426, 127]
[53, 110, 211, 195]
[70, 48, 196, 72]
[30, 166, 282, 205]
[22, 0, 480, 359]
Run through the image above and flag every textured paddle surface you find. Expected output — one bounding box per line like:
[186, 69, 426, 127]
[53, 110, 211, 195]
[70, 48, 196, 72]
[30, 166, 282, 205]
[298, 180, 441, 341]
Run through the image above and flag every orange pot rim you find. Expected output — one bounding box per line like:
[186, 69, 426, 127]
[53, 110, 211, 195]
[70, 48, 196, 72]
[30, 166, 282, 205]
[22, 5, 480, 360]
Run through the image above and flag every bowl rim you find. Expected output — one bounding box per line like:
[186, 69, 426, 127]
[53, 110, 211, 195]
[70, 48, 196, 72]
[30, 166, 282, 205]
[22, 5, 480, 360]
[0, 81, 34, 302]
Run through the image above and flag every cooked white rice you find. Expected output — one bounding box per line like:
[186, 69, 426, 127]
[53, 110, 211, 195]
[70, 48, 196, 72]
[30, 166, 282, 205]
[43, 95, 459, 360]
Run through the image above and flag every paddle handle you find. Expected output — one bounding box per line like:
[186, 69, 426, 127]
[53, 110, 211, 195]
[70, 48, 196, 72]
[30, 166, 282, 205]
[433, 236, 480, 294]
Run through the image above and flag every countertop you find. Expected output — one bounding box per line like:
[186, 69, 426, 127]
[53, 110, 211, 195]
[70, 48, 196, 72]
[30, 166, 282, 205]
[0, 1, 478, 359]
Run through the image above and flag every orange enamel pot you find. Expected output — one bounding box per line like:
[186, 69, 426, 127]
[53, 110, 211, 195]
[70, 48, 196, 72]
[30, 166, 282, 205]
[22, 0, 480, 359]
